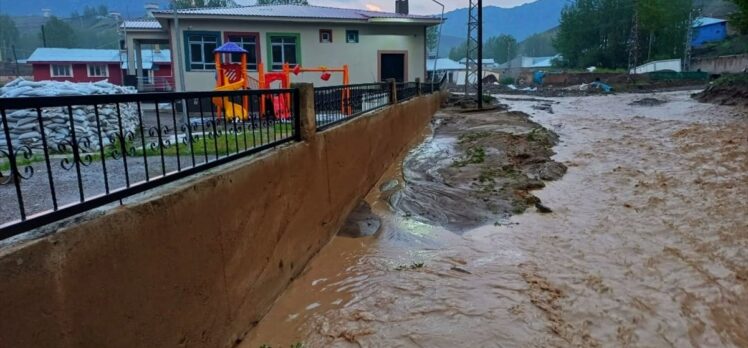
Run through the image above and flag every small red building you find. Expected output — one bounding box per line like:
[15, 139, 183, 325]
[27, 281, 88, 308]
[26, 48, 173, 91]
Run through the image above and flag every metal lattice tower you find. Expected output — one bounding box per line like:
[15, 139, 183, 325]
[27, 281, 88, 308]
[463, 0, 483, 108]
[627, 0, 640, 75]
[464, 0, 479, 95]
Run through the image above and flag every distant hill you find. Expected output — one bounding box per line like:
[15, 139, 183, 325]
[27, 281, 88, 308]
[694, 0, 737, 18]
[0, 0, 171, 17]
[437, 0, 566, 56]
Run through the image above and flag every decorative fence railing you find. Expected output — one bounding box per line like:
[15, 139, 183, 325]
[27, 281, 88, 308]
[396, 82, 419, 102]
[314, 83, 390, 130]
[420, 81, 440, 95]
[0, 88, 300, 239]
[0, 80, 441, 239]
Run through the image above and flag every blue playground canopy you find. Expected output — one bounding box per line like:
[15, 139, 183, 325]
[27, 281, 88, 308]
[214, 42, 248, 54]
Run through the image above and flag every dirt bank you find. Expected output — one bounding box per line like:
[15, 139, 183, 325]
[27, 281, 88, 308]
[392, 106, 566, 231]
[693, 74, 748, 108]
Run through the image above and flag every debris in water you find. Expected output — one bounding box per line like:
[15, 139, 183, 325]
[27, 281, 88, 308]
[450, 266, 472, 274]
[629, 97, 668, 106]
[535, 202, 553, 214]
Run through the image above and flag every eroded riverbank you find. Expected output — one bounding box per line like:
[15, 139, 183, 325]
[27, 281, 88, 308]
[244, 90, 748, 347]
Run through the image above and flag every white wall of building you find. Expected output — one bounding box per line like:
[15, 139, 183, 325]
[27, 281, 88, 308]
[164, 19, 427, 91]
[630, 59, 682, 74]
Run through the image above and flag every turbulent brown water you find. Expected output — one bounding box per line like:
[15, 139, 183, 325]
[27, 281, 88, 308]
[243, 91, 748, 348]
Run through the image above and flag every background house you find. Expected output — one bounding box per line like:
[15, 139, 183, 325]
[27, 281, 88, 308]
[123, 3, 440, 92]
[692, 17, 728, 47]
[26, 48, 173, 91]
[496, 55, 559, 78]
[427, 57, 466, 85]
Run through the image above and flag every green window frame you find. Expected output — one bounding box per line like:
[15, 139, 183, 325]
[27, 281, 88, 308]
[346, 30, 359, 43]
[266, 32, 301, 71]
[183, 31, 221, 71]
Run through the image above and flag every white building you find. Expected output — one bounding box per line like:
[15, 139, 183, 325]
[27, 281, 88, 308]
[122, 3, 440, 91]
[426, 58, 466, 85]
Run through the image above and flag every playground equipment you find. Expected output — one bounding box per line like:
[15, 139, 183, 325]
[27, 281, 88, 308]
[290, 64, 351, 115]
[213, 42, 249, 120]
[213, 42, 352, 119]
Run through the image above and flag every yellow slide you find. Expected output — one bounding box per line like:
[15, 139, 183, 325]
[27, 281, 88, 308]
[212, 79, 248, 120]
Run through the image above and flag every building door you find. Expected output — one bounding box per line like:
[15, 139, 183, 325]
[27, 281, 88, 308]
[380, 53, 406, 82]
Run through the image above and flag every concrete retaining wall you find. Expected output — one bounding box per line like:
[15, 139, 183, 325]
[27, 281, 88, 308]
[692, 54, 748, 74]
[0, 91, 442, 347]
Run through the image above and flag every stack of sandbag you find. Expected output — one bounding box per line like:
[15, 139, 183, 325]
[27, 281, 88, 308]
[1, 78, 139, 153]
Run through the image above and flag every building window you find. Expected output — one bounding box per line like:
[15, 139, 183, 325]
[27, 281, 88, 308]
[87, 64, 109, 77]
[50, 64, 72, 77]
[226, 33, 259, 71]
[186, 32, 220, 70]
[267, 33, 300, 71]
[319, 29, 333, 43]
[346, 30, 359, 43]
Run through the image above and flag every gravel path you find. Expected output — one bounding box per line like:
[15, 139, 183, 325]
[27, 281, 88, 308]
[1, 154, 213, 226]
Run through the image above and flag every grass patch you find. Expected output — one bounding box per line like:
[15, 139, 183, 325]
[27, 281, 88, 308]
[0, 154, 45, 172]
[526, 128, 555, 147]
[0, 124, 294, 171]
[458, 131, 491, 144]
[711, 73, 748, 87]
[452, 146, 486, 167]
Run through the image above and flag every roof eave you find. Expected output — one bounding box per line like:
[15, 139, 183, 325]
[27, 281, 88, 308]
[153, 12, 439, 25]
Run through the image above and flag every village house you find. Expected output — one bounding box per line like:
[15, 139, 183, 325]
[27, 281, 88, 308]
[426, 57, 466, 85]
[122, 1, 440, 92]
[691, 17, 728, 47]
[26, 47, 173, 91]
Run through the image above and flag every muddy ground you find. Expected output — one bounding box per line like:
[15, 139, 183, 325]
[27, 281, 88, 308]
[693, 75, 748, 108]
[391, 105, 566, 231]
[244, 90, 747, 348]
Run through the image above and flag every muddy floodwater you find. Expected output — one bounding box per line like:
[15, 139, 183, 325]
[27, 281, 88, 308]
[244, 91, 748, 347]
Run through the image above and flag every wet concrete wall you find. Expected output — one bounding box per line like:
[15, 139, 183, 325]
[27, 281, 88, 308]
[692, 54, 748, 74]
[0, 91, 442, 348]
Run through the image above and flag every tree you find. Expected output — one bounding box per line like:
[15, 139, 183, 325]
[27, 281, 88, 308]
[449, 41, 470, 61]
[485, 34, 517, 63]
[427, 26, 438, 53]
[638, 0, 693, 61]
[171, 0, 233, 8]
[256, 0, 309, 4]
[554, 0, 693, 69]
[520, 32, 557, 57]
[0, 15, 19, 62]
[730, 0, 748, 33]
[41, 16, 76, 48]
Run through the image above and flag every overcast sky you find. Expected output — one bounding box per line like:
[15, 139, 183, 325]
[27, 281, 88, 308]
[316, 0, 536, 14]
[238, 0, 537, 15]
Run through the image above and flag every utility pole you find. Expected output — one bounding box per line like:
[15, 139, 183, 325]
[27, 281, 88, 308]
[11, 45, 19, 76]
[627, 0, 640, 75]
[41, 25, 47, 48]
[477, 0, 483, 109]
[684, 9, 695, 72]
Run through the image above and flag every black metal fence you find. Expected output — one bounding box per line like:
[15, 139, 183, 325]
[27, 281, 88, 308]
[396, 82, 419, 102]
[0, 80, 442, 240]
[420, 81, 440, 95]
[314, 83, 390, 130]
[0, 88, 299, 239]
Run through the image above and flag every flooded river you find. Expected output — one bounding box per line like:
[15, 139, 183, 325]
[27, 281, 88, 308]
[244, 91, 748, 347]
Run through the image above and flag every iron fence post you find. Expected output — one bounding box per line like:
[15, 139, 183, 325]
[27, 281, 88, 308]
[415, 78, 422, 96]
[292, 83, 316, 141]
